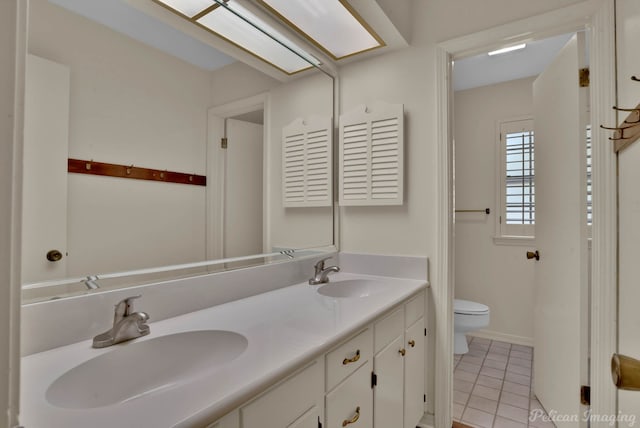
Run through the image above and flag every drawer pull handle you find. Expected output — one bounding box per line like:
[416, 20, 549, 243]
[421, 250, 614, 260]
[408, 340, 416, 348]
[399, 348, 406, 356]
[343, 350, 360, 365]
[342, 406, 360, 426]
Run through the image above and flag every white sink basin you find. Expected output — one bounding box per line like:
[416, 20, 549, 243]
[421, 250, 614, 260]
[317, 279, 389, 298]
[46, 330, 247, 409]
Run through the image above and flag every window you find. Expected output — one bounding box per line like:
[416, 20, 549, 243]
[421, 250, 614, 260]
[497, 118, 535, 239]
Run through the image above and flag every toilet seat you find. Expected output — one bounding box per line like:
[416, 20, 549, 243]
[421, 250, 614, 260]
[454, 299, 489, 315]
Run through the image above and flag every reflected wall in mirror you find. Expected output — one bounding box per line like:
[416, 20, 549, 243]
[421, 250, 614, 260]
[22, 0, 334, 302]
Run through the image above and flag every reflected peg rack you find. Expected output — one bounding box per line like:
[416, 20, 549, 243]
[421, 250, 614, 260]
[68, 159, 206, 186]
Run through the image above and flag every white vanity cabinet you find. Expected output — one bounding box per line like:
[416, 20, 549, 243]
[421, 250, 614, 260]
[373, 292, 425, 428]
[208, 290, 426, 428]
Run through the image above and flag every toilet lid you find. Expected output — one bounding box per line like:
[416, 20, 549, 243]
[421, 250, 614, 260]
[454, 299, 489, 315]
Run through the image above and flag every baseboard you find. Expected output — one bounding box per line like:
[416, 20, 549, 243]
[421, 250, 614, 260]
[468, 329, 533, 347]
[418, 412, 435, 428]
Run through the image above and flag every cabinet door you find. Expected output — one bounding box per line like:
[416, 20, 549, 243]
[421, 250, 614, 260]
[325, 361, 373, 428]
[404, 318, 425, 428]
[288, 406, 320, 428]
[242, 360, 323, 428]
[374, 335, 404, 427]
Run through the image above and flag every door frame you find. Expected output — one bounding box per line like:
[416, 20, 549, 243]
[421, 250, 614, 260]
[207, 93, 270, 260]
[434, 1, 616, 427]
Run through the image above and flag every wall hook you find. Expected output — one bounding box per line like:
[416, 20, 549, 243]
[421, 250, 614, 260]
[609, 135, 632, 141]
[631, 76, 640, 82]
[613, 106, 640, 113]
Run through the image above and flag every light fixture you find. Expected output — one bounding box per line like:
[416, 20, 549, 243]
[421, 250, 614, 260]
[256, 0, 384, 60]
[488, 43, 527, 56]
[154, 0, 321, 74]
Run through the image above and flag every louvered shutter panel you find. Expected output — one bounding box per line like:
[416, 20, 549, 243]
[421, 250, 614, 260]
[339, 102, 404, 206]
[282, 116, 332, 207]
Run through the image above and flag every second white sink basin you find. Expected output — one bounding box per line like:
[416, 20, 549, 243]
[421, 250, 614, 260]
[317, 279, 389, 298]
[46, 330, 247, 409]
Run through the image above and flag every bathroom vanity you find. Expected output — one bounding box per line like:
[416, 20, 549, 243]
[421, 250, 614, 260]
[20, 272, 428, 428]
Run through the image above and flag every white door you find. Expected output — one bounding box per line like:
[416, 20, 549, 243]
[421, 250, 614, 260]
[532, 33, 588, 424]
[22, 55, 70, 283]
[615, 0, 640, 422]
[224, 118, 264, 258]
[404, 319, 425, 428]
[374, 335, 404, 427]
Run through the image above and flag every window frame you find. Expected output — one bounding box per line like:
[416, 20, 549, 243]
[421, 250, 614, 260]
[494, 117, 536, 245]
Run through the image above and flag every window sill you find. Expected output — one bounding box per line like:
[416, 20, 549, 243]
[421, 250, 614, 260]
[493, 236, 536, 246]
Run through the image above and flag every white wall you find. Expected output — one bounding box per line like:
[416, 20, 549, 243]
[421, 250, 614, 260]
[454, 77, 536, 344]
[266, 73, 334, 251]
[28, 0, 211, 276]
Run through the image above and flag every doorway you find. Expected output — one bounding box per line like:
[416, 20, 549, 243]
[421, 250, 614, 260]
[433, 3, 617, 427]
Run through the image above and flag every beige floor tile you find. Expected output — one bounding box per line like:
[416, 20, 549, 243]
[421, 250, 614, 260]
[497, 403, 530, 424]
[467, 395, 498, 414]
[462, 407, 495, 428]
[491, 340, 512, 349]
[458, 362, 482, 374]
[453, 402, 465, 420]
[506, 363, 531, 376]
[502, 381, 530, 397]
[510, 350, 532, 360]
[454, 378, 475, 393]
[500, 391, 530, 410]
[508, 356, 532, 368]
[462, 355, 485, 366]
[453, 389, 470, 405]
[505, 372, 531, 386]
[493, 416, 527, 428]
[489, 345, 511, 356]
[455, 369, 479, 383]
[476, 374, 503, 389]
[472, 384, 500, 401]
[484, 358, 507, 370]
[486, 353, 509, 363]
[480, 366, 506, 380]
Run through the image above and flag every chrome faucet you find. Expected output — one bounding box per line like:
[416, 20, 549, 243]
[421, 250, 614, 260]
[92, 295, 150, 348]
[309, 257, 340, 285]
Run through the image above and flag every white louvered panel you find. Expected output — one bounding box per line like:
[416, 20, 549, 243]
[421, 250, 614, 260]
[282, 116, 332, 207]
[339, 102, 404, 206]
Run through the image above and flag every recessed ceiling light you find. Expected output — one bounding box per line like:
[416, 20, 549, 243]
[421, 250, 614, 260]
[488, 43, 527, 56]
[154, 0, 321, 74]
[257, 0, 384, 60]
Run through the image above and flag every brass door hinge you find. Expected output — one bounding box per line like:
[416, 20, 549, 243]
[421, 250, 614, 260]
[579, 68, 590, 87]
[580, 385, 590, 405]
[221, 137, 228, 149]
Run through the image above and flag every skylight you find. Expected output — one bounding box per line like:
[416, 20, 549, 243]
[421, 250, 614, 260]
[257, 0, 384, 59]
[154, 0, 321, 74]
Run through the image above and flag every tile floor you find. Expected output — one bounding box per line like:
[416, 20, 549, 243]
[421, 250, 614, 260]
[453, 336, 555, 428]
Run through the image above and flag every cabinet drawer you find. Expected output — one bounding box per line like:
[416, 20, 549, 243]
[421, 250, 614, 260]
[325, 360, 373, 428]
[404, 291, 425, 327]
[241, 360, 323, 428]
[374, 307, 404, 354]
[325, 328, 373, 391]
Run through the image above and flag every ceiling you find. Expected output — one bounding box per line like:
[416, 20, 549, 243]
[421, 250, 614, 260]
[453, 33, 575, 92]
[49, 0, 236, 71]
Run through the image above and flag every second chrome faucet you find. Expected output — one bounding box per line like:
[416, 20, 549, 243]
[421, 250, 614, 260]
[309, 257, 340, 285]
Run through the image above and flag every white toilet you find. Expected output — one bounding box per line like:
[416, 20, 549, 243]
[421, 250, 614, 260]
[454, 299, 490, 354]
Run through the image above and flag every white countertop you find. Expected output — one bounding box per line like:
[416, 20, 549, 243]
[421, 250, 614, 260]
[20, 272, 427, 428]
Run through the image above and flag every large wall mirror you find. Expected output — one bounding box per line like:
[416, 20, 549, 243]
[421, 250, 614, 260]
[22, 0, 335, 303]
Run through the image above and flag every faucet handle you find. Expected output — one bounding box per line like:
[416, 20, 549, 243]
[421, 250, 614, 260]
[115, 295, 142, 318]
[314, 256, 333, 271]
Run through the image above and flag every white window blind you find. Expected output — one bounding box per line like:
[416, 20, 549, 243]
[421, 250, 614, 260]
[586, 125, 592, 226]
[499, 119, 535, 237]
[339, 102, 404, 206]
[282, 116, 332, 207]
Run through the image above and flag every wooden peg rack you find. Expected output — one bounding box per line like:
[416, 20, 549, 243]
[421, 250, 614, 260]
[68, 158, 206, 186]
[613, 105, 640, 153]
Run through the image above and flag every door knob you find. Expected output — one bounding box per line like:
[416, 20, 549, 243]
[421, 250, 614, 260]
[46, 249, 63, 262]
[612, 353, 640, 390]
[526, 250, 540, 261]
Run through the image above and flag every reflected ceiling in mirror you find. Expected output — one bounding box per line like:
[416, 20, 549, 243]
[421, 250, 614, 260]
[22, 0, 334, 303]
